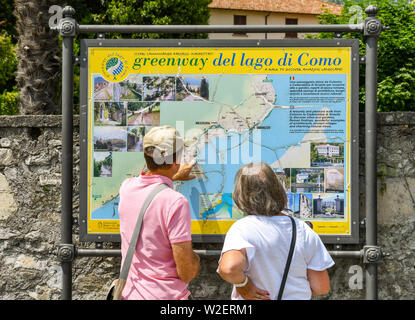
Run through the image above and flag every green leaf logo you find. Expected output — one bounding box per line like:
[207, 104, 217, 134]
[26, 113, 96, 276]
[106, 58, 119, 71]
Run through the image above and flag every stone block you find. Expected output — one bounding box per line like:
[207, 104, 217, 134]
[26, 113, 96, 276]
[0, 173, 18, 220]
[39, 174, 61, 186]
[0, 148, 13, 167]
[378, 177, 415, 225]
[48, 140, 62, 148]
[0, 138, 11, 148]
[25, 154, 51, 166]
[3, 167, 17, 181]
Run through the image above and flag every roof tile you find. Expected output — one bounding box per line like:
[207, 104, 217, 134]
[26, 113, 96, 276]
[208, 0, 343, 15]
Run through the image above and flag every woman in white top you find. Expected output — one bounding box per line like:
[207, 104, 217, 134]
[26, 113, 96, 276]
[218, 163, 335, 300]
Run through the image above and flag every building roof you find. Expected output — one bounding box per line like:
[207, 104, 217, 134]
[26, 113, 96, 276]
[208, 0, 343, 15]
[316, 144, 339, 148]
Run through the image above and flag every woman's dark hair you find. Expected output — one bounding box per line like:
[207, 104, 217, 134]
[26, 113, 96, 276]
[233, 162, 287, 216]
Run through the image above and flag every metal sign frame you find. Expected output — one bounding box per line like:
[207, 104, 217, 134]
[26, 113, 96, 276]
[79, 38, 360, 244]
[55, 4, 385, 300]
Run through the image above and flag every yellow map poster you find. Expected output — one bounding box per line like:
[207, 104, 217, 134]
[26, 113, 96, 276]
[84, 44, 355, 241]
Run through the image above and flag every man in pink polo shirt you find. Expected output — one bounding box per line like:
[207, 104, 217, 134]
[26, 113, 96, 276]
[118, 126, 200, 300]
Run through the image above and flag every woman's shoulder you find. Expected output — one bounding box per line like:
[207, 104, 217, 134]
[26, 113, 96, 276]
[231, 214, 286, 232]
[288, 217, 315, 235]
[231, 214, 314, 231]
[229, 215, 260, 230]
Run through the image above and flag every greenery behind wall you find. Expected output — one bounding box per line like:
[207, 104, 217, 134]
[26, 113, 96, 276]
[310, 0, 415, 112]
[0, 0, 414, 115]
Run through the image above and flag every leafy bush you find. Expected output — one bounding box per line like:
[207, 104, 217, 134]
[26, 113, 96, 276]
[310, 0, 415, 112]
[106, 0, 212, 39]
[0, 31, 17, 90]
[0, 90, 19, 115]
[0, 31, 18, 115]
[377, 60, 415, 111]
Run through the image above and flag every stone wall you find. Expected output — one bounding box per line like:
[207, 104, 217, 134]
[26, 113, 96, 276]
[0, 113, 414, 300]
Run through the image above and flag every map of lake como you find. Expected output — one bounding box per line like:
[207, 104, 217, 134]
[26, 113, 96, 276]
[85, 46, 353, 238]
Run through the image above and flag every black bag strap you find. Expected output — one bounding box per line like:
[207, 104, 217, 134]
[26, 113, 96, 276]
[119, 183, 168, 280]
[277, 215, 297, 300]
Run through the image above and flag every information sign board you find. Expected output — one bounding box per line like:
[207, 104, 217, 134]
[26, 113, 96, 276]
[80, 39, 359, 243]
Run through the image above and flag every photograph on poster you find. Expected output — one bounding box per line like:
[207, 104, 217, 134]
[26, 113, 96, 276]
[292, 193, 313, 219]
[93, 126, 127, 152]
[93, 152, 112, 177]
[143, 76, 175, 101]
[310, 142, 344, 167]
[313, 193, 344, 218]
[175, 76, 209, 101]
[290, 168, 324, 193]
[93, 75, 113, 100]
[113, 74, 143, 101]
[285, 193, 294, 216]
[324, 168, 344, 193]
[94, 102, 126, 126]
[127, 126, 149, 152]
[273, 168, 291, 192]
[127, 102, 160, 126]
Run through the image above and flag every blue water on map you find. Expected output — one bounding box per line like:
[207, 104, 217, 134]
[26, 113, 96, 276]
[91, 195, 120, 220]
[201, 193, 233, 219]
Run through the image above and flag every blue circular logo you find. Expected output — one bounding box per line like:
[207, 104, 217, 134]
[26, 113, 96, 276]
[105, 57, 124, 76]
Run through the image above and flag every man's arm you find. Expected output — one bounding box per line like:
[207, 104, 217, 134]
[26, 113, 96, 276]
[307, 269, 331, 296]
[171, 241, 200, 283]
[172, 159, 196, 181]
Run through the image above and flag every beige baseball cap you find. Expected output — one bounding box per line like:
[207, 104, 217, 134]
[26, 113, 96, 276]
[143, 126, 185, 159]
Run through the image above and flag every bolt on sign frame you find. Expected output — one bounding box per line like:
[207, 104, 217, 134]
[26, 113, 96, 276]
[54, 5, 384, 300]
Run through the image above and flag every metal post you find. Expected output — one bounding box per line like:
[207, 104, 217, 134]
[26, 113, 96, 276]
[363, 6, 382, 300]
[61, 36, 74, 301]
[56, 6, 78, 301]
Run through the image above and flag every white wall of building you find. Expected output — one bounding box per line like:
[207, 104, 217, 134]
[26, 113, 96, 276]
[208, 9, 318, 39]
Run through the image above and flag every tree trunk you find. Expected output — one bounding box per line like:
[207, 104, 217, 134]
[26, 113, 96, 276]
[14, 0, 62, 114]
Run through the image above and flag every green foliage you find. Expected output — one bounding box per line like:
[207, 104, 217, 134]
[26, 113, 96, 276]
[0, 31, 17, 90]
[309, 0, 415, 112]
[106, 0, 212, 39]
[0, 0, 17, 41]
[200, 78, 209, 99]
[0, 30, 18, 115]
[0, 90, 19, 115]
[377, 59, 415, 111]
[102, 154, 112, 167]
[93, 161, 101, 177]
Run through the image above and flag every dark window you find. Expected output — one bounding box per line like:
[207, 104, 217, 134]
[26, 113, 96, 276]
[233, 15, 247, 36]
[285, 18, 298, 38]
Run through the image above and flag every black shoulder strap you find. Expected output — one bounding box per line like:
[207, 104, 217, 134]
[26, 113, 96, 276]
[277, 215, 297, 300]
